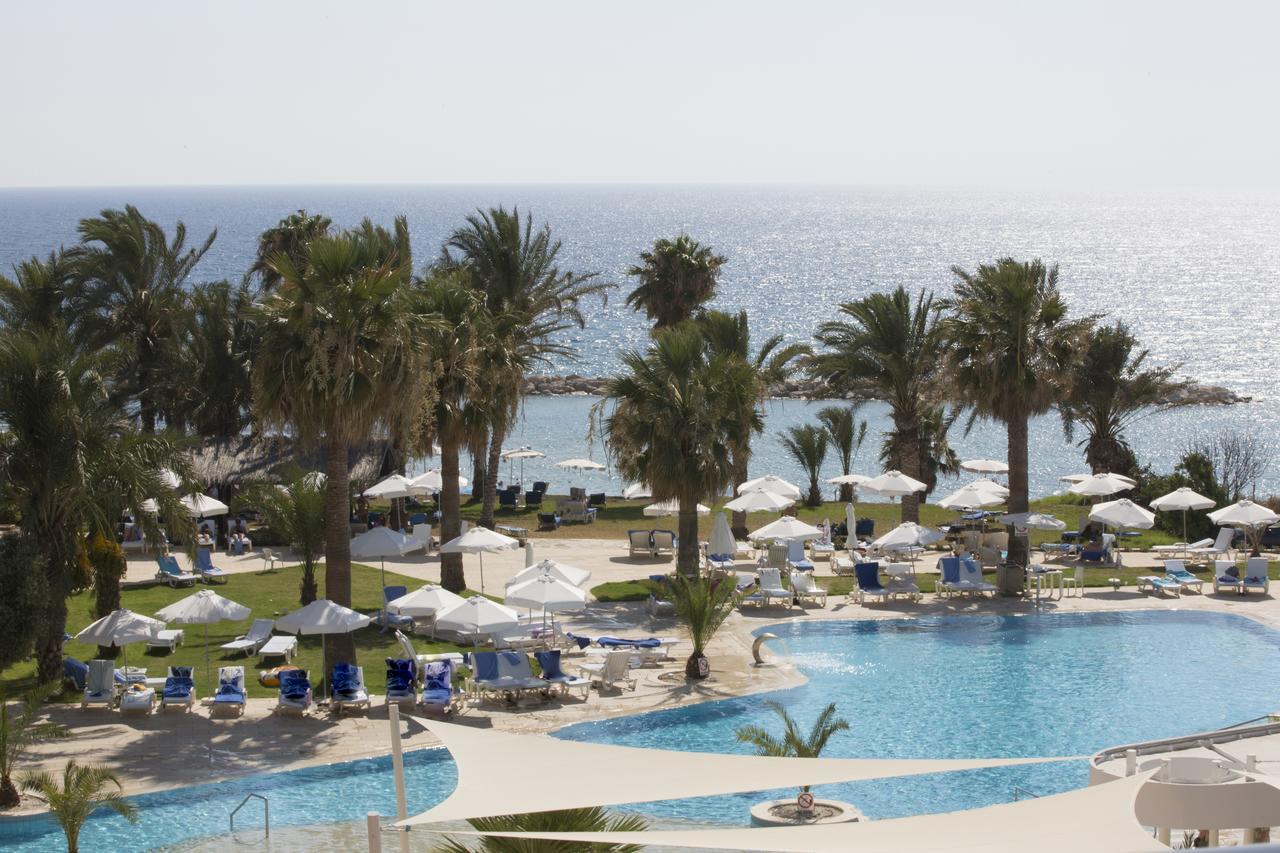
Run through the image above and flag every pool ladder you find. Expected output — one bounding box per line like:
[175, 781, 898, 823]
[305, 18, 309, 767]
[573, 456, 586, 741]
[1011, 785, 1042, 801]
[230, 792, 270, 843]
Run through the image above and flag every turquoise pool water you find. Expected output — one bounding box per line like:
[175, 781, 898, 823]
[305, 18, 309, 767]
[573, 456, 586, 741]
[4, 611, 1277, 850]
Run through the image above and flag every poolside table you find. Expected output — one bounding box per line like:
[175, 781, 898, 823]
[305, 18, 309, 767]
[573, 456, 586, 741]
[1025, 566, 1063, 601]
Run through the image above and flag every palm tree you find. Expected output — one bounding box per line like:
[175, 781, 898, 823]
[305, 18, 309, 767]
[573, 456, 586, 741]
[817, 405, 868, 502]
[779, 425, 828, 507]
[250, 209, 332, 291]
[0, 251, 78, 331]
[71, 205, 215, 433]
[165, 280, 255, 438]
[667, 574, 739, 679]
[806, 286, 947, 523]
[879, 405, 960, 500]
[85, 532, 127, 657]
[946, 258, 1094, 591]
[0, 329, 192, 682]
[1059, 321, 1188, 475]
[251, 220, 426, 659]
[0, 684, 69, 807]
[735, 700, 850, 793]
[235, 476, 326, 605]
[602, 324, 753, 575]
[21, 761, 137, 853]
[700, 310, 809, 530]
[443, 207, 610, 529]
[625, 235, 726, 330]
[437, 807, 647, 853]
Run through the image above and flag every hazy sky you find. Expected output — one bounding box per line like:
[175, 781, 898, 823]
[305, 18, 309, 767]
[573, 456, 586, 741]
[3, 1, 1277, 189]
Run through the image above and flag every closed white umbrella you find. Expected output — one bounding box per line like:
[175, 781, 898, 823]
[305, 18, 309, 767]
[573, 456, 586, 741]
[724, 490, 794, 513]
[75, 609, 166, 672]
[439, 527, 519, 594]
[709, 512, 737, 558]
[749, 515, 823, 542]
[555, 458, 606, 471]
[156, 590, 251, 695]
[1150, 487, 1217, 543]
[524, 541, 535, 567]
[409, 470, 469, 493]
[363, 474, 425, 499]
[845, 503, 857, 543]
[960, 459, 1009, 474]
[505, 575, 586, 629]
[350, 526, 417, 592]
[275, 599, 372, 701]
[936, 483, 1005, 510]
[434, 596, 520, 645]
[737, 475, 802, 500]
[622, 482, 652, 500]
[1089, 498, 1156, 530]
[643, 499, 710, 517]
[1070, 473, 1137, 497]
[862, 470, 927, 498]
[872, 522, 944, 552]
[507, 559, 591, 589]
[181, 493, 229, 517]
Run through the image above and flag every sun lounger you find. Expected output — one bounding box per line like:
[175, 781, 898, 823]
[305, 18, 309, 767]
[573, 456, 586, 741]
[595, 636, 678, 665]
[155, 555, 197, 588]
[468, 651, 530, 704]
[1213, 560, 1242, 594]
[1243, 557, 1270, 595]
[706, 549, 735, 572]
[785, 539, 815, 573]
[790, 571, 828, 606]
[220, 618, 274, 657]
[628, 530, 655, 558]
[81, 659, 117, 709]
[277, 669, 312, 715]
[64, 657, 89, 693]
[855, 562, 890, 604]
[884, 562, 922, 601]
[160, 665, 196, 711]
[385, 658, 417, 709]
[753, 567, 792, 607]
[652, 530, 676, 557]
[408, 524, 432, 554]
[497, 652, 549, 698]
[212, 666, 247, 716]
[958, 558, 998, 597]
[195, 548, 228, 584]
[330, 663, 370, 715]
[1163, 559, 1204, 593]
[119, 682, 155, 715]
[375, 586, 415, 631]
[535, 650, 590, 698]
[259, 634, 298, 663]
[1188, 528, 1234, 564]
[145, 628, 185, 653]
[1079, 534, 1117, 566]
[578, 650, 636, 692]
[936, 557, 964, 597]
[419, 660, 463, 714]
[1137, 575, 1182, 597]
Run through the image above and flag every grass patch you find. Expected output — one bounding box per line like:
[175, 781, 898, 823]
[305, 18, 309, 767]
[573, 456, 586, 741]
[590, 579, 664, 602]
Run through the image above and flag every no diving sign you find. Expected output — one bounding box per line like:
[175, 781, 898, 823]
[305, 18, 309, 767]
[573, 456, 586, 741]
[797, 792, 815, 813]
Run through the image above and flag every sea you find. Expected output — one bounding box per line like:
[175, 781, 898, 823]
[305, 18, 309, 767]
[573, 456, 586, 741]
[1, 184, 1277, 501]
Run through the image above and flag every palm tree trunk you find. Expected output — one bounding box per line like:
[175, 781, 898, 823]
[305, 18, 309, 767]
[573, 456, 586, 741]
[898, 420, 922, 524]
[36, 529, 75, 683]
[730, 452, 748, 535]
[478, 427, 504, 530]
[439, 436, 465, 592]
[324, 436, 356, 664]
[1000, 414, 1031, 594]
[676, 501, 700, 577]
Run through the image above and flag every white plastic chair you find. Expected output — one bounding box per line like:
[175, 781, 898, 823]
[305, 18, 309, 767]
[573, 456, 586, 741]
[1062, 564, 1085, 597]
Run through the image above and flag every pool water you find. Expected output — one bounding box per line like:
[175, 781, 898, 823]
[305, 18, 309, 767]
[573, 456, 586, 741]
[4, 611, 1277, 850]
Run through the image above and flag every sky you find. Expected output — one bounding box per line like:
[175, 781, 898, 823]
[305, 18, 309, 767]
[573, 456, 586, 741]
[2, 0, 1277, 189]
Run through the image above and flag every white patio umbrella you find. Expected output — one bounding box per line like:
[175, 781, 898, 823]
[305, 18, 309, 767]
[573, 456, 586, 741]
[434, 596, 520, 646]
[75, 609, 166, 672]
[1208, 500, 1280, 553]
[158, 468, 182, 490]
[181, 493, 229, 517]
[871, 522, 944, 552]
[439, 527, 519, 593]
[737, 475, 802, 500]
[1069, 473, 1137, 497]
[936, 483, 1006, 511]
[862, 470, 927, 498]
[350, 526, 417, 592]
[960, 459, 1009, 474]
[749, 515, 823, 542]
[967, 477, 1010, 498]
[1149, 487, 1217, 543]
[156, 590, 251, 696]
[386, 583, 465, 636]
[505, 574, 586, 629]
[507, 559, 591, 589]
[1089, 498, 1156, 530]
[643, 499, 710, 517]
[709, 512, 737, 558]
[999, 512, 1068, 531]
[137, 499, 160, 514]
[500, 447, 544, 485]
[622, 482, 652, 500]
[409, 470, 469, 494]
[363, 474, 425, 499]
[275, 599, 373, 701]
[555, 458, 606, 471]
[826, 473, 871, 486]
[724, 490, 794, 513]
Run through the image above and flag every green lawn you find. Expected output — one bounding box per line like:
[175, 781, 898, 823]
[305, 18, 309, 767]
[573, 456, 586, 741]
[0, 564, 472, 700]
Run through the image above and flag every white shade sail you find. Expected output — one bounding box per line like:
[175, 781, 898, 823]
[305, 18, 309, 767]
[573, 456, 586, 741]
[999, 512, 1068, 531]
[936, 483, 1005, 510]
[709, 512, 737, 557]
[554, 458, 606, 471]
[1208, 499, 1280, 527]
[506, 559, 591, 589]
[862, 470, 927, 497]
[1149, 487, 1216, 512]
[504, 574, 587, 612]
[363, 474, 426, 499]
[75, 609, 165, 646]
[500, 447, 544, 460]
[643, 499, 710, 517]
[749, 515, 822, 541]
[387, 584, 466, 618]
[1066, 472, 1137, 495]
[440, 527, 519, 554]
[408, 470, 469, 493]
[960, 458, 1009, 474]
[621, 482, 652, 500]
[724, 490, 794, 513]
[1089, 498, 1156, 530]
[434, 596, 520, 637]
[738, 475, 802, 499]
[350, 526, 417, 559]
[155, 590, 250, 624]
[872, 522, 944, 551]
[181, 493, 229, 518]
[275, 599, 372, 635]
[826, 473, 871, 486]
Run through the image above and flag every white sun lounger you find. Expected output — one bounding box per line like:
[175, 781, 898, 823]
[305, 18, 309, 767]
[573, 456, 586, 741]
[1137, 575, 1182, 597]
[790, 571, 827, 606]
[578, 651, 636, 692]
[884, 563, 923, 601]
[146, 629, 184, 653]
[81, 660, 117, 709]
[1188, 529, 1234, 564]
[119, 684, 155, 715]
[259, 635, 299, 663]
[220, 618, 275, 657]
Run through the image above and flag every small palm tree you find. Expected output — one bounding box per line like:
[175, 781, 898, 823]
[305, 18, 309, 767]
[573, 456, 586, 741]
[250, 209, 332, 291]
[21, 761, 137, 852]
[667, 574, 739, 679]
[235, 475, 326, 605]
[735, 701, 850, 793]
[0, 251, 79, 332]
[879, 405, 960, 501]
[780, 425, 829, 507]
[0, 684, 69, 807]
[817, 405, 867, 504]
[625, 235, 726, 330]
[436, 807, 647, 852]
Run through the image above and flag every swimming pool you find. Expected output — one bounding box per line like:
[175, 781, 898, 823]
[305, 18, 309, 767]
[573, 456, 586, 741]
[4, 610, 1277, 850]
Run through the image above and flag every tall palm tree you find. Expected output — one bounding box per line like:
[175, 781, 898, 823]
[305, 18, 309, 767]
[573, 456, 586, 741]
[250, 209, 332, 291]
[21, 761, 137, 853]
[699, 310, 809, 530]
[235, 476, 326, 605]
[251, 221, 426, 660]
[71, 205, 215, 433]
[443, 207, 610, 529]
[817, 405, 868, 502]
[879, 404, 960, 500]
[167, 280, 255, 438]
[437, 807, 647, 853]
[602, 324, 753, 575]
[0, 251, 78, 331]
[946, 258, 1094, 591]
[806, 286, 947, 523]
[779, 424, 828, 507]
[1059, 321, 1188, 475]
[735, 700, 850, 793]
[0, 683, 69, 807]
[625, 235, 726, 330]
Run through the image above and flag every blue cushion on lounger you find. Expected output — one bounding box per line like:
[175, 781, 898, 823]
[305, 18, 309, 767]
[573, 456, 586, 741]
[597, 636, 661, 649]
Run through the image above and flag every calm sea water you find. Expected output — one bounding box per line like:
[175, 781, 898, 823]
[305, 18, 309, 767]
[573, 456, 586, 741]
[2, 185, 1277, 498]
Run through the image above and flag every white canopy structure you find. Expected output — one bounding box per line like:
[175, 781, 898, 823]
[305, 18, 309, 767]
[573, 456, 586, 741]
[554, 458, 606, 471]
[506, 559, 591, 589]
[737, 474, 802, 500]
[960, 458, 1009, 474]
[1149, 487, 1217, 543]
[181, 493, 229, 517]
[862, 470, 927, 497]
[408, 470, 468, 493]
[724, 490, 794, 513]
[363, 474, 425, 499]
[433, 596, 520, 642]
[402, 720, 1081, 828]
[499, 447, 544, 485]
[871, 522, 944, 552]
[642, 499, 709, 517]
[156, 590, 251, 695]
[439, 527, 519, 593]
[386, 584, 465, 619]
[748, 515, 822, 541]
[621, 482, 652, 500]
[136, 499, 159, 514]
[1066, 473, 1136, 496]
[1089, 498, 1156, 530]
[967, 477, 1010, 497]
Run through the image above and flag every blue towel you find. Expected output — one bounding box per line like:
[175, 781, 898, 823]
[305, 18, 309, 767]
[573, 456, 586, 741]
[163, 678, 193, 699]
[855, 562, 884, 591]
[597, 636, 661, 649]
[331, 663, 360, 697]
[64, 657, 88, 691]
[470, 652, 500, 682]
[279, 670, 310, 701]
[567, 633, 592, 650]
[535, 650, 566, 681]
[215, 680, 245, 701]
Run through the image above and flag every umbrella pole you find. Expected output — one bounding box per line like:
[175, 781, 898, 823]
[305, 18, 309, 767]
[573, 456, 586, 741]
[479, 552, 485, 594]
[204, 623, 211, 699]
[1182, 510, 1188, 545]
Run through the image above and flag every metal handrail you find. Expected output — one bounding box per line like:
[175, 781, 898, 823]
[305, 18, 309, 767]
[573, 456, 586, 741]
[1011, 785, 1042, 801]
[230, 792, 269, 841]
